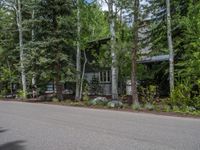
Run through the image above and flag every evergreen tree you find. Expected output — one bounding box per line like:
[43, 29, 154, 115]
[31, 0, 75, 100]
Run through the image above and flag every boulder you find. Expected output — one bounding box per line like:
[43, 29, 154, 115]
[107, 100, 123, 108]
[90, 97, 109, 106]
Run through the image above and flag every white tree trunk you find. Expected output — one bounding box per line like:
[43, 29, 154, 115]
[80, 50, 87, 100]
[75, 0, 81, 100]
[31, 9, 36, 86]
[108, 0, 118, 100]
[166, 0, 174, 95]
[16, 0, 27, 98]
[111, 19, 118, 100]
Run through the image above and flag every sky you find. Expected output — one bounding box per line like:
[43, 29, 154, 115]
[85, 0, 148, 11]
[85, 0, 108, 10]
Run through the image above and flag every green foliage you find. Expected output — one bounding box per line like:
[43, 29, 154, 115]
[168, 1, 200, 111]
[144, 103, 155, 111]
[169, 79, 200, 110]
[132, 104, 142, 111]
[176, 1, 200, 83]
[79, 2, 109, 43]
[89, 76, 101, 95]
[17, 90, 26, 100]
[139, 85, 157, 103]
[162, 105, 171, 112]
[0, 89, 7, 98]
[172, 106, 180, 112]
[170, 81, 191, 108]
[82, 83, 89, 102]
[192, 96, 200, 110]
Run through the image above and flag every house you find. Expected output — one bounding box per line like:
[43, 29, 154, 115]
[43, 34, 170, 98]
[84, 37, 112, 96]
[84, 36, 170, 97]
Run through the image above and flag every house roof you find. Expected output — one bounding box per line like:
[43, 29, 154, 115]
[138, 55, 169, 63]
[87, 37, 110, 47]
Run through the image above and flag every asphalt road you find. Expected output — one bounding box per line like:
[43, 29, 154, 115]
[0, 101, 200, 150]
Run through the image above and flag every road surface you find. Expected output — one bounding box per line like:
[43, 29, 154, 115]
[0, 101, 200, 150]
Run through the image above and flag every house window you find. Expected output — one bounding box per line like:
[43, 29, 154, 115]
[99, 71, 111, 83]
[47, 84, 54, 91]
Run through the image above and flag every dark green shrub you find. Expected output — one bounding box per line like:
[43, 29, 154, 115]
[170, 81, 191, 108]
[139, 85, 157, 103]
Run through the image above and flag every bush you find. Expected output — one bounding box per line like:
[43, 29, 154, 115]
[170, 83, 191, 108]
[172, 106, 180, 112]
[132, 104, 142, 111]
[83, 83, 90, 102]
[191, 96, 200, 110]
[144, 103, 155, 111]
[16, 90, 26, 99]
[170, 80, 200, 110]
[52, 97, 59, 103]
[139, 85, 157, 103]
[162, 105, 171, 112]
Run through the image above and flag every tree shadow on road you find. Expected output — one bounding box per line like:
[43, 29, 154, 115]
[0, 127, 8, 133]
[0, 127, 26, 150]
[0, 141, 26, 150]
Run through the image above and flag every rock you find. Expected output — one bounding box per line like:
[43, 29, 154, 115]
[38, 95, 46, 101]
[90, 97, 109, 106]
[107, 100, 123, 108]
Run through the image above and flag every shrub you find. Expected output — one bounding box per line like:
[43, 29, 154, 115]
[170, 79, 200, 110]
[172, 106, 180, 112]
[162, 105, 171, 112]
[82, 83, 89, 102]
[16, 90, 26, 100]
[181, 106, 196, 113]
[132, 104, 142, 111]
[89, 77, 102, 95]
[144, 103, 155, 111]
[52, 97, 59, 103]
[83, 94, 89, 101]
[170, 81, 191, 108]
[139, 85, 157, 103]
[0, 89, 7, 98]
[191, 96, 200, 110]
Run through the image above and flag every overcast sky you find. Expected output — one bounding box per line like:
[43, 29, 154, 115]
[86, 0, 147, 11]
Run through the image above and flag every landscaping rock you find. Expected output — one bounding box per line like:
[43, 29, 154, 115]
[38, 95, 46, 101]
[187, 106, 196, 112]
[107, 100, 123, 108]
[90, 97, 109, 106]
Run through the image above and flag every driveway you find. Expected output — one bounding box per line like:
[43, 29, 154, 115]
[0, 101, 200, 150]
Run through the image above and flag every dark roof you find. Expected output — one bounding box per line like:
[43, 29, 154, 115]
[87, 37, 110, 45]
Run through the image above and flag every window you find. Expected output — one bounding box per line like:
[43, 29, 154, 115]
[46, 84, 53, 91]
[99, 71, 111, 83]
